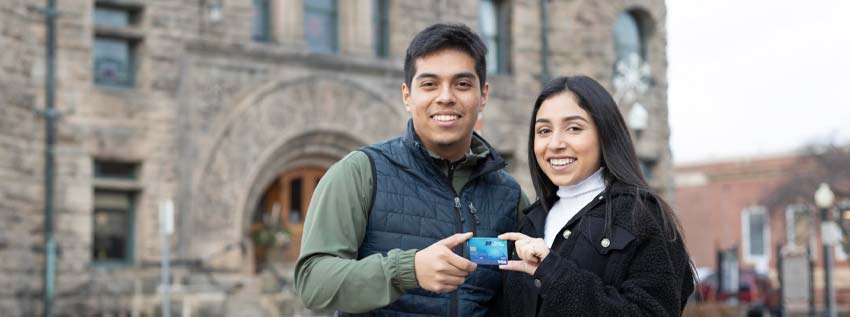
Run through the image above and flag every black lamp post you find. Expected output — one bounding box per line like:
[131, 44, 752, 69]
[814, 183, 836, 317]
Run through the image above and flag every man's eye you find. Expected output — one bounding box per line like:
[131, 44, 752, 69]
[457, 82, 473, 88]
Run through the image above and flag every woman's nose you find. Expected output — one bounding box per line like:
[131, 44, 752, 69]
[547, 132, 566, 150]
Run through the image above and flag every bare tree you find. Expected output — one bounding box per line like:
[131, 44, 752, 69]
[761, 141, 850, 255]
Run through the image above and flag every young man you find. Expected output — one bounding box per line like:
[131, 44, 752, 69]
[294, 23, 527, 316]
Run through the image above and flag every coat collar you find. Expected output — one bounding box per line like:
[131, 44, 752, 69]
[523, 191, 607, 238]
[401, 119, 507, 180]
[523, 182, 641, 237]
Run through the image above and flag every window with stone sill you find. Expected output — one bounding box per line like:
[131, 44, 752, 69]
[304, 0, 338, 54]
[92, 160, 139, 265]
[373, 0, 390, 58]
[94, 6, 131, 27]
[94, 160, 139, 179]
[612, 10, 652, 103]
[93, 36, 135, 87]
[614, 11, 645, 62]
[742, 206, 770, 272]
[92, 190, 135, 264]
[93, 3, 142, 87]
[480, 0, 510, 74]
[252, 0, 272, 42]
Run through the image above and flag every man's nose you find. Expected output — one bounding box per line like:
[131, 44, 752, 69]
[435, 85, 455, 105]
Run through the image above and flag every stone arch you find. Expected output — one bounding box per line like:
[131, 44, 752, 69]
[623, 7, 656, 40]
[237, 130, 365, 234]
[190, 76, 406, 263]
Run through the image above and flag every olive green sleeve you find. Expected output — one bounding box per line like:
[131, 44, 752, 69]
[294, 151, 419, 313]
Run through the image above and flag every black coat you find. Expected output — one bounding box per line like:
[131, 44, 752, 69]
[501, 183, 694, 316]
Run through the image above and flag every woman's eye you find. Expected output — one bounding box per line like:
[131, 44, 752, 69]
[566, 126, 583, 132]
[536, 128, 551, 135]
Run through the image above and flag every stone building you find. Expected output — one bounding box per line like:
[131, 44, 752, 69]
[0, 0, 671, 315]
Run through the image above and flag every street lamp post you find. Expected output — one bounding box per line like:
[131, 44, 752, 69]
[814, 183, 836, 317]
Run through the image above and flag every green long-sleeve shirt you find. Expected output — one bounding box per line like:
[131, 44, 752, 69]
[294, 140, 528, 313]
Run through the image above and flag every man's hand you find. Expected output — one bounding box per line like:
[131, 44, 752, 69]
[498, 232, 549, 275]
[414, 232, 477, 293]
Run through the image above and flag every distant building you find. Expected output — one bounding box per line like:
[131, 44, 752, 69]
[675, 150, 850, 311]
[1, 0, 671, 315]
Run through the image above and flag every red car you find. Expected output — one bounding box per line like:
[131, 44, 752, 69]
[694, 267, 779, 316]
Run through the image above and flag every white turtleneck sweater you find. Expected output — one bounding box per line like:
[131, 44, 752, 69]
[544, 168, 607, 247]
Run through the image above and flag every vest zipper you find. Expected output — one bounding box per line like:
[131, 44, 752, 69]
[454, 196, 465, 223]
[468, 202, 480, 236]
[447, 162, 465, 228]
[448, 162, 461, 317]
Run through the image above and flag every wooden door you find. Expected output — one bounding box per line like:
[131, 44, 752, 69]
[278, 167, 325, 262]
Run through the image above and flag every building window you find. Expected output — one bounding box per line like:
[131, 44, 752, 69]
[612, 10, 652, 106]
[94, 6, 131, 27]
[372, 0, 390, 58]
[93, 190, 135, 263]
[613, 11, 645, 62]
[785, 204, 813, 248]
[480, 0, 509, 74]
[93, 3, 142, 87]
[304, 0, 338, 53]
[840, 201, 850, 261]
[92, 160, 140, 265]
[94, 160, 139, 179]
[93, 37, 134, 87]
[742, 206, 770, 272]
[252, 0, 272, 42]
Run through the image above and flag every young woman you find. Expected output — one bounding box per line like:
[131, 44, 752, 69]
[498, 76, 694, 316]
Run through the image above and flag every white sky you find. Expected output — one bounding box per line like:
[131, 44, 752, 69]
[667, 0, 850, 163]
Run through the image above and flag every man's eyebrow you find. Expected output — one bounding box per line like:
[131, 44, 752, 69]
[454, 72, 476, 80]
[414, 73, 438, 81]
[535, 116, 588, 123]
[414, 72, 477, 81]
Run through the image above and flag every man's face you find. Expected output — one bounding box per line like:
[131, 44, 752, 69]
[402, 49, 488, 160]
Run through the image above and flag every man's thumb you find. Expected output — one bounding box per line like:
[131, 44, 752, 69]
[438, 232, 473, 248]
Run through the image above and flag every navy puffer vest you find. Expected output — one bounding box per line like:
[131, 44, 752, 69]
[341, 121, 520, 317]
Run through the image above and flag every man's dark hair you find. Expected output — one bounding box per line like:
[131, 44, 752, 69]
[404, 23, 488, 90]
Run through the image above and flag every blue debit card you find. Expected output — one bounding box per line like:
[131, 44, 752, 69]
[467, 237, 508, 266]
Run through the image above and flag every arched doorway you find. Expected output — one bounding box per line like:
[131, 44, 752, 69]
[250, 166, 325, 272]
[189, 76, 406, 272]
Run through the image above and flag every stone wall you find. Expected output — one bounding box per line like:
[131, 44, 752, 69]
[0, 1, 47, 315]
[0, 0, 670, 315]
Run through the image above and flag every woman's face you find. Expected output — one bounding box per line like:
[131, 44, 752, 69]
[533, 92, 602, 186]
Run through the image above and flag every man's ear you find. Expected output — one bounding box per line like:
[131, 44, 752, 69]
[402, 83, 411, 113]
[479, 82, 489, 112]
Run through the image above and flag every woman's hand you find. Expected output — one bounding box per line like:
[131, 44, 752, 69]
[498, 232, 550, 275]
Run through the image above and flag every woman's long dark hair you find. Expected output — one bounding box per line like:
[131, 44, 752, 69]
[527, 76, 684, 242]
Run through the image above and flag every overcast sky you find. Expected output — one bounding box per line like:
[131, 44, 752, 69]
[667, 0, 850, 163]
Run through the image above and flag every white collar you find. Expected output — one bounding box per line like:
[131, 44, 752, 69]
[556, 167, 606, 199]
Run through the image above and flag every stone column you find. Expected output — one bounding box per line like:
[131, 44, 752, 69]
[273, 0, 305, 47]
[339, 0, 374, 56]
